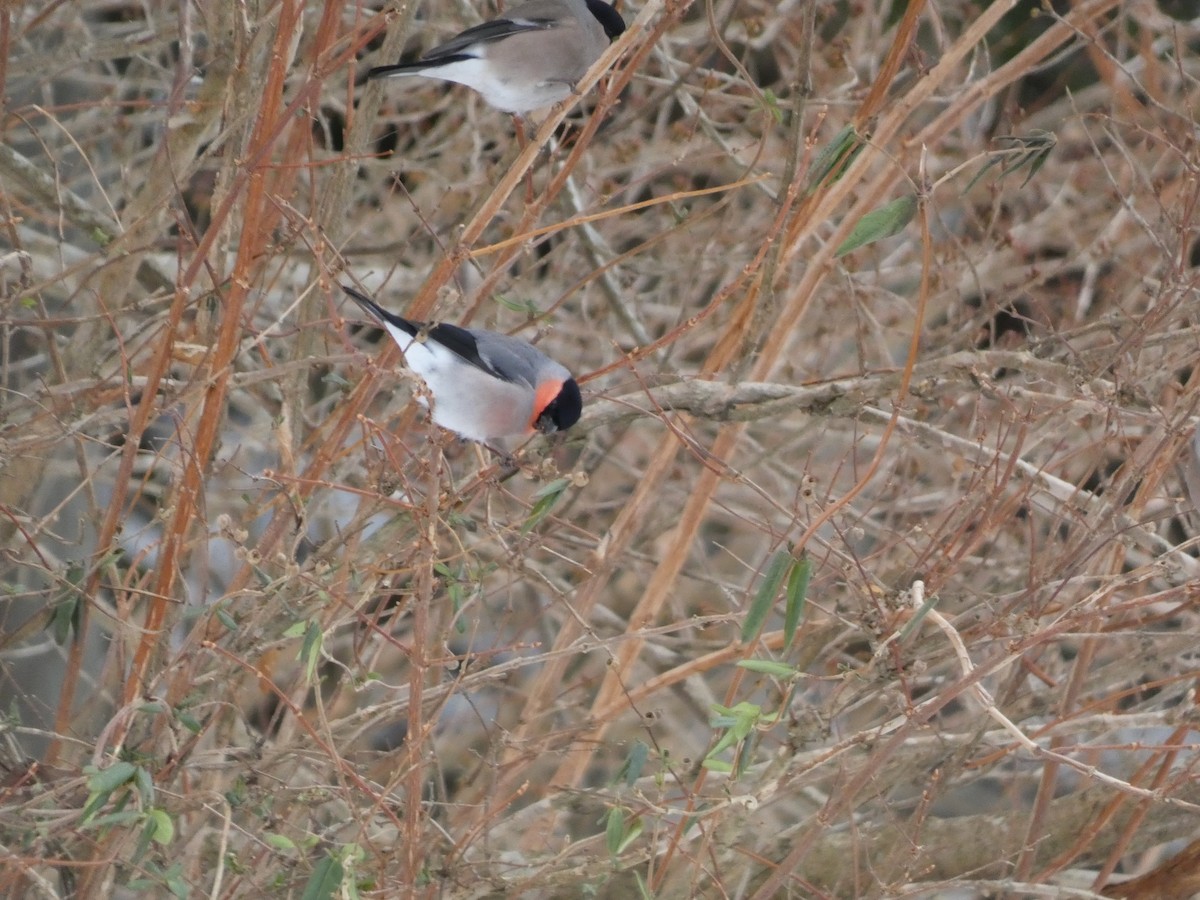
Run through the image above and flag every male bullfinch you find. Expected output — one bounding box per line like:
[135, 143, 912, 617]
[343, 285, 582, 444]
[366, 0, 626, 114]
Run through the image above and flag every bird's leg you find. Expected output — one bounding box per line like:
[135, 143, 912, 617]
[478, 440, 519, 473]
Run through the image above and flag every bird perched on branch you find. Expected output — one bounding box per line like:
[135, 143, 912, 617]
[366, 0, 626, 114]
[343, 285, 582, 444]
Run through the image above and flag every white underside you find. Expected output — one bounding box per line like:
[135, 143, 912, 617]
[409, 57, 572, 113]
[382, 323, 537, 443]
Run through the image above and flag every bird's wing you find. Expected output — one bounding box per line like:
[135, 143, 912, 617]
[421, 322, 524, 384]
[420, 15, 557, 61]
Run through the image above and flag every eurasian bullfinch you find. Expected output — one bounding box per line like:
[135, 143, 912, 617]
[366, 0, 626, 114]
[343, 285, 582, 444]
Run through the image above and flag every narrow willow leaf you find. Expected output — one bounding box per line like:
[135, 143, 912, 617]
[80, 792, 108, 825]
[521, 477, 571, 535]
[494, 293, 539, 315]
[134, 815, 156, 862]
[808, 124, 863, 191]
[737, 659, 797, 677]
[51, 563, 85, 645]
[741, 551, 791, 643]
[727, 702, 761, 741]
[87, 761, 138, 794]
[616, 816, 644, 854]
[701, 757, 733, 773]
[963, 155, 1006, 194]
[836, 195, 917, 256]
[966, 130, 1057, 192]
[266, 833, 297, 852]
[282, 621, 307, 639]
[134, 765, 154, 805]
[449, 581, 467, 635]
[164, 864, 188, 899]
[706, 726, 740, 759]
[898, 592, 939, 644]
[735, 732, 757, 778]
[605, 807, 626, 856]
[300, 855, 344, 900]
[706, 701, 762, 768]
[300, 621, 322, 684]
[783, 555, 811, 648]
[615, 740, 650, 787]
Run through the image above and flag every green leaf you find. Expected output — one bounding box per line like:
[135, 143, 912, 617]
[301, 854, 344, 900]
[836, 194, 917, 256]
[706, 701, 762, 761]
[783, 556, 811, 648]
[898, 591, 939, 644]
[147, 808, 174, 845]
[741, 550, 791, 643]
[761, 88, 784, 125]
[282, 621, 307, 639]
[735, 732, 757, 778]
[808, 124, 864, 192]
[266, 833, 297, 852]
[225, 775, 248, 807]
[300, 621, 323, 684]
[616, 816, 643, 854]
[605, 807, 626, 856]
[134, 814, 156, 862]
[494, 293, 540, 315]
[87, 761, 138, 795]
[164, 863, 188, 898]
[965, 129, 1057, 192]
[215, 606, 238, 630]
[134, 765, 155, 805]
[736, 659, 797, 677]
[51, 563, 86, 645]
[80, 791, 109, 824]
[521, 478, 571, 535]
[701, 757, 732, 772]
[614, 740, 650, 787]
[81, 761, 141, 825]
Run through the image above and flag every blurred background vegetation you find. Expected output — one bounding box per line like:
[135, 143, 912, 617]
[3, 0, 1200, 896]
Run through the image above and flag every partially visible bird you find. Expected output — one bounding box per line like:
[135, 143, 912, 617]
[343, 285, 582, 444]
[366, 0, 626, 114]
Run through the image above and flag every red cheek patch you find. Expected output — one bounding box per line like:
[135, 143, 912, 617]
[528, 379, 564, 431]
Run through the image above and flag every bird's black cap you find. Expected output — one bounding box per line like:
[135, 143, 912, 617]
[587, 0, 627, 41]
[537, 377, 583, 433]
